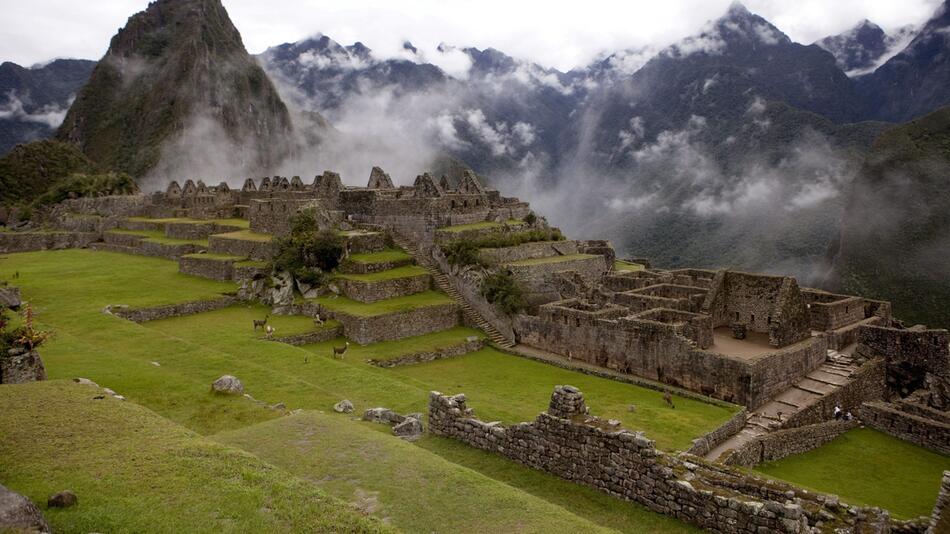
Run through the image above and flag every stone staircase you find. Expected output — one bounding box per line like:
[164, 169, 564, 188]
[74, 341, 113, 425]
[704, 349, 861, 462]
[390, 232, 515, 348]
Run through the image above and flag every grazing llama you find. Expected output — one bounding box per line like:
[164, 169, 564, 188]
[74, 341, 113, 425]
[332, 341, 350, 359]
[253, 315, 269, 331]
[264, 325, 275, 340]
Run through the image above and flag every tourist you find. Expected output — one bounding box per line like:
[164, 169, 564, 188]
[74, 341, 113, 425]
[833, 405, 842, 420]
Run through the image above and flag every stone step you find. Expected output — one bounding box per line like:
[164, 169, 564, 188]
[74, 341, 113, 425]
[793, 384, 828, 396]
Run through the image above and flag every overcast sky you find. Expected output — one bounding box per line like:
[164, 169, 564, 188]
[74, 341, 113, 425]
[0, 0, 942, 70]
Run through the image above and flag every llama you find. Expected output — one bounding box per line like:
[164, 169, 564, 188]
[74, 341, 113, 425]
[253, 315, 269, 331]
[332, 341, 350, 359]
[313, 314, 324, 326]
[663, 391, 675, 409]
[264, 325, 275, 340]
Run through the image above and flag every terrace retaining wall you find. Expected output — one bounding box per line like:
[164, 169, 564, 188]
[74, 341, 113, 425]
[336, 272, 431, 303]
[686, 407, 749, 457]
[113, 297, 237, 323]
[368, 338, 484, 367]
[858, 401, 950, 455]
[723, 419, 860, 467]
[328, 302, 460, 344]
[0, 231, 98, 253]
[208, 234, 275, 260]
[179, 256, 237, 281]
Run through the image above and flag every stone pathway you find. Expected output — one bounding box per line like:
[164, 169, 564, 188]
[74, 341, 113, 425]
[703, 348, 860, 462]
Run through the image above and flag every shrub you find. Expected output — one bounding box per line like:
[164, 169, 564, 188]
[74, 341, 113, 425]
[442, 240, 482, 266]
[0, 304, 51, 352]
[272, 210, 345, 282]
[480, 272, 526, 315]
[524, 211, 537, 225]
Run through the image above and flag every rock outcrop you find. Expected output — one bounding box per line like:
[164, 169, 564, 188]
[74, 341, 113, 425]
[211, 375, 244, 395]
[0, 348, 47, 384]
[0, 483, 49, 533]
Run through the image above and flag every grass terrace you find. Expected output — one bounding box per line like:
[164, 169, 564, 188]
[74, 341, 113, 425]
[335, 264, 428, 282]
[0, 380, 387, 534]
[438, 220, 504, 233]
[346, 248, 412, 264]
[311, 290, 453, 317]
[105, 228, 208, 247]
[234, 259, 269, 268]
[508, 253, 599, 266]
[212, 229, 273, 242]
[182, 252, 246, 261]
[614, 260, 646, 272]
[754, 427, 950, 519]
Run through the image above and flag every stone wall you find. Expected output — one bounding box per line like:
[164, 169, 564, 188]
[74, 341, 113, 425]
[723, 419, 860, 467]
[0, 231, 98, 253]
[686, 407, 749, 457]
[335, 272, 431, 303]
[178, 256, 237, 281]
[368, 338, 484, 367]
[327, 303, 460, 345]
[477, 240, 578, 265]
[515, 311, 824, 408]
[271, 324, 342, 346]
[208, 234, 275, 260]
[113, 297, 237, 323]
[164, 222, 242, 240]
[783, 358, 886, 428]
[931, 473, 950, 534]
[858, 325, 950, 406]
[428, 386, 904, 533]
[859, 402, 950, 455]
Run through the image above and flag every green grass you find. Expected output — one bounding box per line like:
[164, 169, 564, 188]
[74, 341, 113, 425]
[0, 380, 388, 534]
[507, 253, 599, 266]
[754, 427, 950, 519]
[312, 290, 454, 317]
[437, 221, 503, 233]
[614, 260, 645, 272]
[347, 248, 412, 264]
[213, 230, 273, 243]
[335, 265, 428, 282]
[217, 412, 653, 533]
[146, 305, 332, 339]
[235, 259, 269, 268]
[301, 326, 483, 362]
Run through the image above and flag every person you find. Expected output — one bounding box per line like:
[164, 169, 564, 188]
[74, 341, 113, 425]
[833, 405, 842, 420]
[844, 411, 853, 421]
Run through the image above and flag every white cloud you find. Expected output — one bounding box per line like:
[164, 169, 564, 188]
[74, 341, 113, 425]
[0, 1, 941, 71]
[0, 91, 71, 128]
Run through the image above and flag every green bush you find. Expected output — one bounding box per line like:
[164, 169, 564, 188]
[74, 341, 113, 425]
[442, 240, 482, 266]
[480, 272, 526, 315]
[523, 211, 537, 225]
[272, 210, 345, 282]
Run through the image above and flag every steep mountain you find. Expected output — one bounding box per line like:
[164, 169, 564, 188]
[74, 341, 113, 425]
[814, 20, 915, 76]
[858, 1, 950, 122]
[0, 59, 96, 154]
[56, 0, 296, 179]
[831, 106, 950, 328]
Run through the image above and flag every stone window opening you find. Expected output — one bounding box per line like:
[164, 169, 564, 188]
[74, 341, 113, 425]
[750, 314, 755, 324]
[735, 311, 740, 321]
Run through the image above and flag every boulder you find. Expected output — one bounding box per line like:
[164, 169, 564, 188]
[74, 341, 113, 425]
[334, 399, 354, 413]
[269, 271, 295, 308]
[0, 483, 49, 533]
[361, 407, 404, 425]
[0, 349, 47, 384]
[392, 416, 423, 441]
[211, 375, 244, 395]
[47, 490, 77, 508]
[0, 287, 21, 309]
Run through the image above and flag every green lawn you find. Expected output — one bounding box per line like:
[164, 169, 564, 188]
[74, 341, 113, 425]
[614, 260, 645, 272]
[754, 427, 950, 519]
[347, 248, 412, 264]
[300, 326, 483, 362]
[336, 264, 428, 282]
[0, 249, 742, 532]
[0, 380, 388, 534]
[312, 290, 454, 317]
[217, 412, 651, 534]
[182, 252, 246, 261]
[508, 253, 599, 266]
[145, 305, 334, 339]
[213, 230, 273, 242]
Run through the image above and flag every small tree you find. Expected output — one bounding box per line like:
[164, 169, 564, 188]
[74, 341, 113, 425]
[272, 209, 345, 283]
[442, 240, 482, 266]
[480, 272, 526, 315]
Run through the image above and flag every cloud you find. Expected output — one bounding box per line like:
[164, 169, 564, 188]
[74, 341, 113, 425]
[0, 91, 71, 128]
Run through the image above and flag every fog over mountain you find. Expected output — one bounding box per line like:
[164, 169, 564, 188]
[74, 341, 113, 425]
[3, 0, 950, 325]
